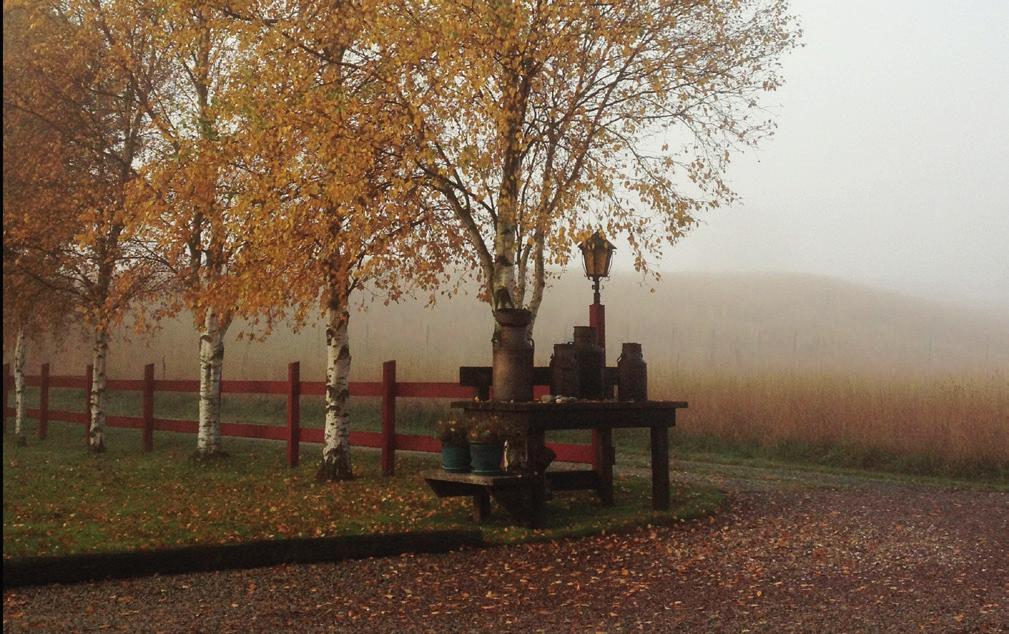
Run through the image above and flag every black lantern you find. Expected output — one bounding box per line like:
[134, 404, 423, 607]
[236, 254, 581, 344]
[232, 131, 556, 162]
[578, 230, 616, 304]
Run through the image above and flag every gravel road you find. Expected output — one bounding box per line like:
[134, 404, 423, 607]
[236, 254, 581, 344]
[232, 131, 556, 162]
[4, 462, 1007, 633]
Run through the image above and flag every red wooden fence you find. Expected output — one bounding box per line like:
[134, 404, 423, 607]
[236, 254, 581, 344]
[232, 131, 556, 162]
[1, 360, 594, 474]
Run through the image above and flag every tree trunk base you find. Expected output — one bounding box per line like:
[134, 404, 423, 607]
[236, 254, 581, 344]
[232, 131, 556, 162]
[316, 457, 353, 482]
[190, 449, 230, 463]
[15, 435, 27, 447]
[88, 441, 106, 453]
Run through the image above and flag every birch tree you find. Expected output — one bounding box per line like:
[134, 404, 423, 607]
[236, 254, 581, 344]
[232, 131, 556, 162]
[402, 0, 800, 336]
[115, 0, 248, 459]
[10, 327, 27, 444]
[227, 0, 453, 480]
[3, 6, 74, 444]
[0, 260, 70, 447]
[4, 0, 167, 451]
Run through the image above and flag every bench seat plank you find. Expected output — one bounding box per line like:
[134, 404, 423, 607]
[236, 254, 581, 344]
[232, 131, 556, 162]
[423, 470, 545, 528]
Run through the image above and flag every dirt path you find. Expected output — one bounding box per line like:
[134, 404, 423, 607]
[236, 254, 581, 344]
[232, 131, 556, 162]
[4, 463, 1008, 633]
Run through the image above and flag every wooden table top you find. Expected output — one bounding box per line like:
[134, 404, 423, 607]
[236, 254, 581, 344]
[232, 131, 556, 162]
[449, 400, 688, 411]
[449, 400, 687, 430]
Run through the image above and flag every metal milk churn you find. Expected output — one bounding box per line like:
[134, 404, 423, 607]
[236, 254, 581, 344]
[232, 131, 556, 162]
[492, 309, 534, 402]
[617, 342, 647, 401]
[549, 343, 579, 397]
[572, 326, 605, 399]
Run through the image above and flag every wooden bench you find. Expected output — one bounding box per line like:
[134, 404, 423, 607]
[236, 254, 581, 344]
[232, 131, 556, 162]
[427, 398, 687, 529]
[423, 471, 546, 529]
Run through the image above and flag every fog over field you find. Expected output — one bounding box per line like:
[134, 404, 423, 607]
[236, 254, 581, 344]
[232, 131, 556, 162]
[23, 272, 1009, 382]
[654, 0, 1009, 311]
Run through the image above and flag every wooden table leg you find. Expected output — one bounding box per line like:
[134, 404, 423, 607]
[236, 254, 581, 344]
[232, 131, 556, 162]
[595, 427, 614, 506]
[650, 425, 670, 511]
[472, 491, 491, 522]
[529, 477, 546, 529]
[591, 429, 602, 470]
[526, 428, 548, 528]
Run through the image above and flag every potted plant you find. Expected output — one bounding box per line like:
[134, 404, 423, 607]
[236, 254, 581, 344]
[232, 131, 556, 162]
[436, 418, 471, 473]
[467, 417, 522, 475]
[467, 418, 503, 475]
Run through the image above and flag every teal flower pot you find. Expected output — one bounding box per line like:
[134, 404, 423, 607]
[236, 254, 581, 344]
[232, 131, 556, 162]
[441, 443, 471, 473]
[470, 442, 504, 475]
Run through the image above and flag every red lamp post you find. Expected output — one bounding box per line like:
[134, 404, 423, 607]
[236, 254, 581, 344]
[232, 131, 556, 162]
[579, 230, 617, 473]
[578, 231, 616, 353]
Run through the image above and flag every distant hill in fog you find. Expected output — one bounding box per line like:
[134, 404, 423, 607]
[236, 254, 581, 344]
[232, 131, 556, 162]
[19, 272, 1009, 381]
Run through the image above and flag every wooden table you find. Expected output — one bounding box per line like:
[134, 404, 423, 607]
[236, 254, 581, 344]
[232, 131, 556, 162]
[434, 401, 687, 525]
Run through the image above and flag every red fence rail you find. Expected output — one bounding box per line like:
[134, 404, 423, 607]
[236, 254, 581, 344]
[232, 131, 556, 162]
[2, 360, 594, 474]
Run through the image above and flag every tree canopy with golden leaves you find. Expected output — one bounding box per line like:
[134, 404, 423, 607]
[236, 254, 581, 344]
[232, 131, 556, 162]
[110, 0, 252, 458]
[3, 0, 799, 460]
[4, 0, 169, 451]
[400, 0, 800, 331]
[3, 4, 81, 443]
[222, 0, 456, 479]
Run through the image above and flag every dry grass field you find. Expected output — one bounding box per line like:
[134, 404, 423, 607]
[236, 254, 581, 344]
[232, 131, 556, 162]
[655, 370, 1009, 477]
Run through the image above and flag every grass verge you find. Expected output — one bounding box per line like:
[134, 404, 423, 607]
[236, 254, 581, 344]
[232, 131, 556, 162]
[2, 422, 723, 560]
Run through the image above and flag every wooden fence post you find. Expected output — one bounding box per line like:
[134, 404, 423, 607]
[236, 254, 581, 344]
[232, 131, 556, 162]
[84, 364, 93, 443]
[287, 362, 300, 468]
[143, 364, 155, 453]
[39, 364, 50, 440]
[2, 363, 9, 433]
[381, 360, 397, 476]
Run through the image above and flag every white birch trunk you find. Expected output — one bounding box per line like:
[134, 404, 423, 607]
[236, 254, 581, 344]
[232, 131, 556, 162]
[490, 220, 519, 349]
[89, 328, 109, 452]
[196, 309, 228, 458]
[317, 304, 353, 481]
[492, 65, 528, 312]
[526, 237, 546, 338]
[492, 225, 518, 310]
[13, 326, 27, 446]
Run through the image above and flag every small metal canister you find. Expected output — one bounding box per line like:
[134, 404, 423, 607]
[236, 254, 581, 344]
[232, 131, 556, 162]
[572, 326, 605, 399]
[617, 342, 647, 401]
[492, 309, 534, 402]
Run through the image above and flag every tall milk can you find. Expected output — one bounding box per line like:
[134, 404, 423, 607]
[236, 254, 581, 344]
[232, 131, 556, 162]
[617, 342, 647, 401]
[492, 309, 534, 402]
[572, 326, 605, 399]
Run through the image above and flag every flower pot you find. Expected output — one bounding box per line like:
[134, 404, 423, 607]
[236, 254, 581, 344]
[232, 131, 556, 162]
[441, 443, 472, 473]
[469, 442, 504, 475]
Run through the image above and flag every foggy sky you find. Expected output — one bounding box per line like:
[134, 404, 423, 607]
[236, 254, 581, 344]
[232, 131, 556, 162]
[629, 0, 1009, 309]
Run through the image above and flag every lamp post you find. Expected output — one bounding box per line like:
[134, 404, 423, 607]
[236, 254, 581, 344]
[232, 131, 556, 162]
[578, 230, 616, 475]
[578, 231, 616, 351]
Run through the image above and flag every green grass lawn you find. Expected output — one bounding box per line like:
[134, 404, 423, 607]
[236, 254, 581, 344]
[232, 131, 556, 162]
[2, 420, 723, 559]
[5, 383, 1002, 560]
